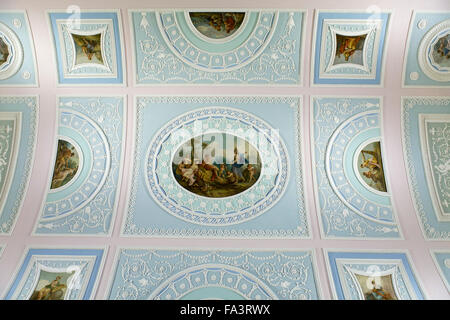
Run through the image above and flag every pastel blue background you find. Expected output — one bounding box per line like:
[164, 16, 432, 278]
[4, 248, 104, 300]
[131, 11, 304, 84]
[402, 97, 450, 239]
[0, 97, 37, 234]
[48, 11, 124, 85]
[327, 251, 424, 300]
[403, 12, 450, 86]
[35, 96, 124, 235]
[0, 12, 37, 86]
[108, 249, 320, 300]
[312, 96, 400, 239]
[313, 12, 389, 85]
[123, 97, 309, 238]
[432, 251, 450, 290]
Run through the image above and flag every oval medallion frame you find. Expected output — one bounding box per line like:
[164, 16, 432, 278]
[145, 107, 290, 227]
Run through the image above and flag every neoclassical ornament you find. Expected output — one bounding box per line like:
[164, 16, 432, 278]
[42, 109, 111, 220]
[146, 107, 289, 226]
[34, 96, 125, 236]
[107, 249, 320, 300]
[0, 21, 24, 80]
[325, 250, 425, 300]
[312, 96, 400, 239]
[418, 19, 450, 82]
[130, 10, 305, 84]
[156, 11, 278, 72]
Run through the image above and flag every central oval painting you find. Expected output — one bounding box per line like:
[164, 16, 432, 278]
[189, 12, 246, 40]
[172, 133, 261, 198]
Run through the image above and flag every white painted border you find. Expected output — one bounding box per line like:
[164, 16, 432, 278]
[0, 21, 24, 80]
[0, 95, 39, 236]
[128, 9, 306, 87]
[0, 10, 39, 87]
[429, 249, 450, 292]
[337, 259, 415, 300]
[1, 244, 109, 300]
[0, 112, 22, 218]
[323, 248, 428, 300]
[12, 256, 92, 300]
[120, 94, 310, 240]
[418, 113, 450, 222]
[104, 246, 322, 300]
[401, 10, 450, 88]
[309, 95, 404, 240]
[400, 96, 450, 241]
[319, 19, 380, 79]
[144, 105, 290, 227]
[310, 9, 392, 88]
[31, 94, 127, 237]
[46, 9, 127, 87]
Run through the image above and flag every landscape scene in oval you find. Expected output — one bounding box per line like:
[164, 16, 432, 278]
[189, 12, 245, 40]
[172, 133, 261, 198]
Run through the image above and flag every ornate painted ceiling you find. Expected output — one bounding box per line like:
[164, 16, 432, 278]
[0, 0, 449, 300]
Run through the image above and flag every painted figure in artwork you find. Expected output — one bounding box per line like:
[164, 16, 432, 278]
[51, 140, 79, 189]
[431, 33, 450, 69]
[355, 274, 398, 300]
[365, 280, 394, 300]
[29, 270, 75, 301]
[357, 141, 387, 192]
[71, 33, 104, 65]
[172, 134, 261, 198]
[0, 37, 10, 67]
[33, 276, 67, 300]
[334, 34, 366, 65]
[189, 12, 245, 40]
[436, 35, 450, 59]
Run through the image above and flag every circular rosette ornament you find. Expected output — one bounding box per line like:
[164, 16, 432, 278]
[145, 107, 290, 226]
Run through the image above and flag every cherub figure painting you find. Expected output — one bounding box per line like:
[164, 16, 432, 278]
[71, 33, 104, 66]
